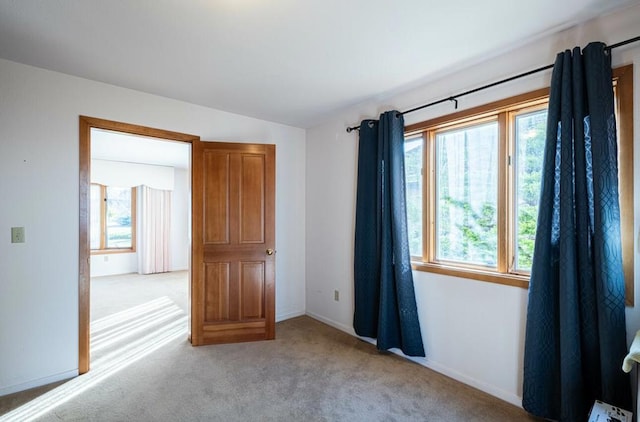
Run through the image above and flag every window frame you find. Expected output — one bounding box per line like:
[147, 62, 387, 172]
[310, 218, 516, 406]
[90, 183, 137, 254]
[405, 64, 634, 305]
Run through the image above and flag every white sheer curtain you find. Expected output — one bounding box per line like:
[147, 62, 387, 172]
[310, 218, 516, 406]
[138, 185, 172, 274]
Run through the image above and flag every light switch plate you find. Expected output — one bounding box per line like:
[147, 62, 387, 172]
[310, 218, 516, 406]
[11, 227, 25, 243]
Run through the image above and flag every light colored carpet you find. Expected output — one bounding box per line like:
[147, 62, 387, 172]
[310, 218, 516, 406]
[91, 271, 189, 321]
[1, 273, 539, 421]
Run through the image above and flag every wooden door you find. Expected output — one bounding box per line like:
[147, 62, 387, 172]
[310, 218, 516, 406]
[191, 141, 275, 345]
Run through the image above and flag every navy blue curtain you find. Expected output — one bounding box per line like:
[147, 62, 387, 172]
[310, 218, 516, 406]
[353, 111, 424, 357]
[522, 42, 630, 421]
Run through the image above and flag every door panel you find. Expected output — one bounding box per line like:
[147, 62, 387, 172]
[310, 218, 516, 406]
[240, 155, 265, 243]
[204, 262, 230, 322]
[203, 153, 230, 244]
[192, 141, 275, 345]
[240, 261, 265, 319]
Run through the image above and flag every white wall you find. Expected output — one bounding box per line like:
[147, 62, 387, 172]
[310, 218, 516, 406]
[92, 159, 175, 190]
[0, 59, 306, 395]
[90, 253, 138, 277]
[306, 4, 640, 407]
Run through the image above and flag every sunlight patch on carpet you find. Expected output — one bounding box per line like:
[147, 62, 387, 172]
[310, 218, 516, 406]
[0, 297, 187, 422]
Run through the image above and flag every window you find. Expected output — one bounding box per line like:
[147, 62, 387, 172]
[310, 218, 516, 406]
[90, 183, 136, 252]
[405, 65, 633, 302]
[513, 108, 547, 272]
[434, 119, 499, 267]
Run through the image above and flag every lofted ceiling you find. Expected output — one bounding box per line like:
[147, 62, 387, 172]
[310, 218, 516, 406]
[0, 0, 637, 128]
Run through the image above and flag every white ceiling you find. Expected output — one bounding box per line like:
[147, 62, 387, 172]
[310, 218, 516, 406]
[0, 0, 637, 128]
[91, 129, 190, 169]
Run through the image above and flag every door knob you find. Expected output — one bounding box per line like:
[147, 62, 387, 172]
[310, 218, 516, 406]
[266, 248, 275, 255]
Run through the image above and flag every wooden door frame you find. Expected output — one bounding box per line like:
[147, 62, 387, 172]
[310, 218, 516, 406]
[78, 116, 200, 374]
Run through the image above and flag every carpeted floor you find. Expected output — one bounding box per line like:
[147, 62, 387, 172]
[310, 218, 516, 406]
[91, 271, 189, 320]
[1, 273, 539, 421]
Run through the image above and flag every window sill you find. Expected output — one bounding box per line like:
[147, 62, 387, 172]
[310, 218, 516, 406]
[91, 248, 136, 255]
[411, 261, 529, 289]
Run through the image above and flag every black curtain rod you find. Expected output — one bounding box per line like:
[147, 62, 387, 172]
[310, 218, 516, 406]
[346, 35, 640, 133]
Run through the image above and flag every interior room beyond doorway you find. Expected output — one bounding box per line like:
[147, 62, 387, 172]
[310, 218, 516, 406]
[89, 128, 191, 364]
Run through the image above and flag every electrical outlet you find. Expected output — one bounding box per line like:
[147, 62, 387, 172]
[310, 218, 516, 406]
[334, 290, 339, 301]
[11, 227, 25, 243]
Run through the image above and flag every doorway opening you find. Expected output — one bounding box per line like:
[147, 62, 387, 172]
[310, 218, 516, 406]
[79, 117, 200, 373]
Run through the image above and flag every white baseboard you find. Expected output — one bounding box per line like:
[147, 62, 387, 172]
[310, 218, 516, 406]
[0, 369, 78, 397]
[305, 311, 356, 336]
[304, 312, 523, 408]
[276, 310, 305, 322]
[404, 355, 523, 407]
